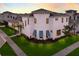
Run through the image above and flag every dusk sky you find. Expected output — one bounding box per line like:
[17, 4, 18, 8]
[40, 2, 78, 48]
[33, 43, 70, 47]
[1, 3, 79, 14]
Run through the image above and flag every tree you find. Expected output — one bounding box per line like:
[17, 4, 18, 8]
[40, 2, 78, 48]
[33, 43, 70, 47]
[63, 25, 73, 36]
[3, 20, 8, 26]
[17, 21, 24, 34]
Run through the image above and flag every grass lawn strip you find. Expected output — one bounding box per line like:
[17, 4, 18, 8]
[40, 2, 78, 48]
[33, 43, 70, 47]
[67, 48, 79, 56]
[0, 43, 16, 56]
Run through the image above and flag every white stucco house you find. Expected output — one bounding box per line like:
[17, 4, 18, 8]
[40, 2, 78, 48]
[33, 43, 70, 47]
[22, 9, 69, 40]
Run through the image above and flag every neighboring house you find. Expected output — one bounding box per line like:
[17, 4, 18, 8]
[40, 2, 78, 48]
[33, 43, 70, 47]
[22, 9, 69, 40]
[0, 11, 23, 31]
[66, 10, 79, 34]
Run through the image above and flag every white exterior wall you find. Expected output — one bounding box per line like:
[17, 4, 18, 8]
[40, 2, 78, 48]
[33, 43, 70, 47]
[76, 25, 79, 33]
[22, 14, 69, 40]
[51, 16, 69, 40]
[22, 17, 30, 37]
[33, 14, 50, 40]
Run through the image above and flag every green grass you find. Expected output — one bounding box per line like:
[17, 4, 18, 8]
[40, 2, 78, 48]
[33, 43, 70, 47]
[67, 48, 79, 56]
[0, 26, 16, 36]
[1, 26, 79, 56]
[11, 35, 79, 56]
[0, 43, 16, 56]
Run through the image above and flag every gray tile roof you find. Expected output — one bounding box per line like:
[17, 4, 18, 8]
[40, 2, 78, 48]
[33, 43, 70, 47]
[32, 9, 68, 16]
[32, 9, 57, 14]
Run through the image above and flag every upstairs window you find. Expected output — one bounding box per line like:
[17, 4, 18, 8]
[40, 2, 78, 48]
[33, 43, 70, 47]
[34, 18, 37, 24]
[10, 16, 12, 18]
[25, 20, 26, 26]
[28, 18, 29, 25]
[7, 16, 9, 18]
[77, 16, 79, 19]
[55, 18, 58, 21]
[46, 18, 49, 24]
[62, 18, 64, 23]
[66, 18, 68, 22]
[13, 17, 15, 19]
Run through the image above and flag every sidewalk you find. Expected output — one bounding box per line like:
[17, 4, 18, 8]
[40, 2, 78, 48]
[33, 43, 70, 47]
[10, 33, 20, 38]
[0, 30, 26, 56]
[0, 25, 5, 27]
[53, 41, 79, 56]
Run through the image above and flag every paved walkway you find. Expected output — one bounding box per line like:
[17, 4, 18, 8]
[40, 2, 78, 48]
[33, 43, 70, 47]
[53, 41, 79, 56]
[0, 30, 26, 56]
[0, 36, 6, 48]
[10, 33, 20, 38]
[0, 25, 5, 27]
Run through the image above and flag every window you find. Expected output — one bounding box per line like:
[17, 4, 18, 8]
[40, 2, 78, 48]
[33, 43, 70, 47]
[51, 30, 52, 32]
[25, 20, 26, 26]
[13, 17, 15, 19]
[46, 18, 49, 24]
[34, 18, 37, 24]
[28, 18, 29, 24]
[77, 16, 79, 19]
[33, 30, 37, 37]
[56, 30, 61, 36]
[10, 16, 12, 18]
[62, 18, 64, 23]
[69, 16, 71, 20]
[55, 18, 58, 21]
[66, 18, 68, 22]
[7, 16, 9, 18]
[39, 31, 43, 38]
[46, 30, 50, 38]
[74, 16, 75, 20]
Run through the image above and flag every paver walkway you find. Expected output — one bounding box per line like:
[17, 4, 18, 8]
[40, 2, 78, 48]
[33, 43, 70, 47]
[0, 25, 5, 27]
[0, 30, 26, 56]
[0, 36, 6, 48]
[10, 33, 20, 38]
[53, 41, 79, 56]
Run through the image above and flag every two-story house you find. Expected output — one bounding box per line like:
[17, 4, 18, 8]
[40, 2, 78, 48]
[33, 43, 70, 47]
[22, 9, 69, 40]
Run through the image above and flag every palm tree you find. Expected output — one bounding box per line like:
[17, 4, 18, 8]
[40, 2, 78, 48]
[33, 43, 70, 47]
[63, 25, 73, 36]
[17, 21, 24, 34]
[12, 21, 24, 35]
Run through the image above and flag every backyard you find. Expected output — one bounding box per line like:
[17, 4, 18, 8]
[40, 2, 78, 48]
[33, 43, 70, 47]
[1, 26, 79, 56]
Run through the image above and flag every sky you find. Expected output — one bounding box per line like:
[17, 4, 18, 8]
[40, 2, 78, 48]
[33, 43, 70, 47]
[0, 3, 79, 14]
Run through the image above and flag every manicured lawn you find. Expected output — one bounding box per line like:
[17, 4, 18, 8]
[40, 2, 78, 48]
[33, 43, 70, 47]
[1, 26, 79, 56]
[67, 48, 79, 56]
[0, 26, 16, 36]
[11, 35, 79, 56]
[0, 43, 16, 56]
